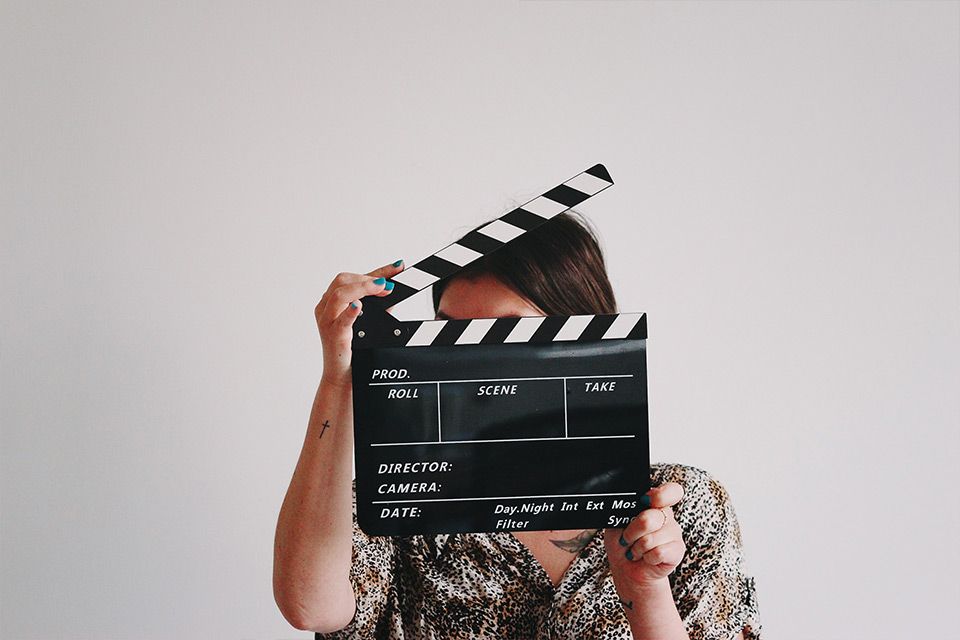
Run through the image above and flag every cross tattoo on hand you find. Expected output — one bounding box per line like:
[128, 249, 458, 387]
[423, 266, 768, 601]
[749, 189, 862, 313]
[319, 420, 331, 439]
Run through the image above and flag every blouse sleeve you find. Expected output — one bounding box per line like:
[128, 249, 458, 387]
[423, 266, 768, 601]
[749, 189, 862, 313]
[315, 479, 396, 640]
[660, 464, 762, 640]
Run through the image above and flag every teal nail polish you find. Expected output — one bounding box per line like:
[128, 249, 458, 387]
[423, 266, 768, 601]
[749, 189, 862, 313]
[373, 277, 385, 285]
[384, 281, 395, 291]
[392, 259, 403, 267]
[618, 533, 628, 547]
[639, 495, 652, 509]
[350, 301, 358, 309]
[625, 548, 634, 561]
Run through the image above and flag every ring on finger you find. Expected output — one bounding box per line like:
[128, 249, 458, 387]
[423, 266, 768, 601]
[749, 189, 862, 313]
[625, 509, 668, 561]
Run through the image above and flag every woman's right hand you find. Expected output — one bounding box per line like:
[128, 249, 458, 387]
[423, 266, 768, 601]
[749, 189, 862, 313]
[314, 259, 405, 390]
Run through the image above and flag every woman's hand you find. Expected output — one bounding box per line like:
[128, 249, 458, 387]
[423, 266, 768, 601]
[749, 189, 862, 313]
[314, 259, 404, 389]
[603, 482, 686, 590]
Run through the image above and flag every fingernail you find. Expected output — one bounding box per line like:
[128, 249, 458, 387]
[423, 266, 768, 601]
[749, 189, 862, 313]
[392, 259, 403, 267]
[384, 281, 395, 291]
[373, 277, 385, 285]
[618, 533, 628, 547]
[625, 548, 634, 561]
[350, 301, 358, 309]
[639, 495, 652, 509]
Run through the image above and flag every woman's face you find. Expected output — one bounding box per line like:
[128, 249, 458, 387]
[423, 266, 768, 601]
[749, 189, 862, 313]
[435, 273, 544, 321]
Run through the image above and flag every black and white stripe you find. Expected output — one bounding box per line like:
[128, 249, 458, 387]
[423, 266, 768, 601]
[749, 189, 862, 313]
[403, 312, 645, 347]
[387, 164, 614, 305]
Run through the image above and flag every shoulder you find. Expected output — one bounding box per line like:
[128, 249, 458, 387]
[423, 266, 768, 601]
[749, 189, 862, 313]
[650, 462, 742, 541]
[651, 461, 728, 497]
[652, 466, 762, 638]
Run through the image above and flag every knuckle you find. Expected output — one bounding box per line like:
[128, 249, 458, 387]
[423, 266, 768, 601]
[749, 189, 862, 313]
[644, 546, 660, 562]
[330, 285, 351, 304]
[637, 533, 655, 553]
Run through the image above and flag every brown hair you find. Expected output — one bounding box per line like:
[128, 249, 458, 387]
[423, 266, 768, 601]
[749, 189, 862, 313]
[431, 209, 618, 316]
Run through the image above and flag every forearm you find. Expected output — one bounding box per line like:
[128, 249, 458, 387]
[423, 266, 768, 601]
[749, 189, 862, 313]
[273, 377, 356, 629]
[618, 578, 689, 640]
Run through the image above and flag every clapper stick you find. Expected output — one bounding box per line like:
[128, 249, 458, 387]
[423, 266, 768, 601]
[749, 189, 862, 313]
[351, 164, 650, 536]
[352, 163, 617, 347]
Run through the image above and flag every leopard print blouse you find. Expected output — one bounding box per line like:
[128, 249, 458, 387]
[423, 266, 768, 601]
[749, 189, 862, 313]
[315, 463, 761, 639]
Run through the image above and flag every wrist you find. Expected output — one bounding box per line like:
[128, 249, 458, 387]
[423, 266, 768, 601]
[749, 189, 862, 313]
[615, 576, 687, 639]
[617, 576, 673, 601]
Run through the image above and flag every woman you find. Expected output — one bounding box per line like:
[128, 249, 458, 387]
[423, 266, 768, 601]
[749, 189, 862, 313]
[273, 211, 762, 639]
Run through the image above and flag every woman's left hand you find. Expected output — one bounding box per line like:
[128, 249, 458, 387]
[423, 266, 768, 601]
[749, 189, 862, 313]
[603, 482, 686, 589]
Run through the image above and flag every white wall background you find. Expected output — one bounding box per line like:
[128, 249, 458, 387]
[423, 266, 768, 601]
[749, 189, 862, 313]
[2, 2, 958, 639]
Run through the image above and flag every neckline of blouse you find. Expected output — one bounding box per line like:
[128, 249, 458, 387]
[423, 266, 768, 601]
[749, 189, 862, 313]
[426, 529, 605, 594]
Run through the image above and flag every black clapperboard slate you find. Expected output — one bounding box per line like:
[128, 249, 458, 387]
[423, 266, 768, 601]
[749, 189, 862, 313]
[351, 164, 649, 536]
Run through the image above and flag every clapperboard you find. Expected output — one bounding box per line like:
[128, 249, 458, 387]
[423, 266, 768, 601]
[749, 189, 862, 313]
[351, 164, 649, 536]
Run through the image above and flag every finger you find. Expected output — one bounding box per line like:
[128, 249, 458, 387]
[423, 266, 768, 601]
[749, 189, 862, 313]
[646, 482, 684, 509]
[315, 259, 405, 320]
[620, 508, 670, 547]
[366, 259, 405, 279]
[319, 278, 393, 325]
[332, 297, 364, 329]
[317, 270, 379, 320]
[625, 519, 681, 559]
[322, 271, 369, 298]
[640, 539, 685, 568]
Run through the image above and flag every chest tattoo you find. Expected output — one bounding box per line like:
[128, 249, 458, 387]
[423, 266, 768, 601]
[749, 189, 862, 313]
[549, 529, 599, 553]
